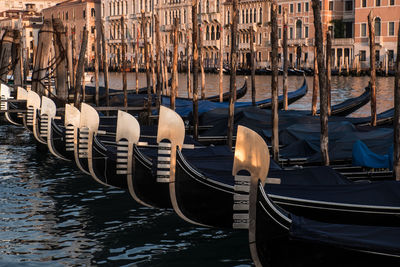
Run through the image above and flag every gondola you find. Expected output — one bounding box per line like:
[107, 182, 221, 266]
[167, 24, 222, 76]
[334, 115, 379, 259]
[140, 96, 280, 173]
[159, 112, 400, 228]
[1, 84, 26, 126]
[163, 79, 307, 118]
[317, 84, 371, 116]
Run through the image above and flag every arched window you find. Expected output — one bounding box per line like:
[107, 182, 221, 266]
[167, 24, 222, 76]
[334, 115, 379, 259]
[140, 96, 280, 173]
[375, 17, 381, 36]
[227, 10, 230, 24]
[117, 2, 119, 15]
[254, 8, 256, 22]
[211, 26, 215, 40]
[216, 25, 220, 40]
[296, 20, 302, 39]
[206, 0, 209, 13]
[91, 8, 95, 17]
[259, 8, 262, 23]
[216, 0, 220, 12]
[246, 9, 248, 23]
[206, 26, 210, 40]
[242, 10, 244, 23]
[250, 9, 252, 23]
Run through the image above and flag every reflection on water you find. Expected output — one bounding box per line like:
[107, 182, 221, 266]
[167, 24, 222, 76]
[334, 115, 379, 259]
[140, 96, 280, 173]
[0, 125, 250, 266]
[1, 73, 395, 265]
[94, 72, 394, 118]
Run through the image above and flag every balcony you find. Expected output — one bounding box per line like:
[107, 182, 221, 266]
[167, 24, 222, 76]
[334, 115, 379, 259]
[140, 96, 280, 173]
[332, 38, 354, 46]
[203, 39, 220, 49]
[287, 38, 309, 46]
[200, 12, 221, 24]
[238, 43, 250, 50]
[238, 23, 258, 32]
[160, 24, 173, 32]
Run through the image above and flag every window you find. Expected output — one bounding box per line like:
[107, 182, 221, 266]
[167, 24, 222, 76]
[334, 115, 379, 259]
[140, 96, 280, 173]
[297, 3, 301, 12]
[345, 1, 353, 11]
[259, 8, 262, 23]
[278, 5, 281, 14]
[278, 28, 281, 39]
[388, 50, 394, 62]
[361, 23, 367, 37]
[66, 11, 68, 20]
[376, 0, 381, 6]
[390, 0, 395, 5]
[296, 20, 302, 39]
[375, 17, 381, 36]
[91, 26, 95, 34]
[290, 4, 293, 13]
[29, 31, 33, 37]
[329, 1, 333, 10]
[305, 2, 309, 12]
[91, 8, 95, 17]
[289, 27, 293, 39]
[83, 9, 86, 18]
[389, 22, 395, 36]
[362, 0, 367, 7]
[360, 50, 366, 61]
[305, 26, 309, 38]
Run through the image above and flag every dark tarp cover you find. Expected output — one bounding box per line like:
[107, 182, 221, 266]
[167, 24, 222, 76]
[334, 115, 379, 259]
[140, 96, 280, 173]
[290, 214, 400, 256]
[268, 181, 400, 207]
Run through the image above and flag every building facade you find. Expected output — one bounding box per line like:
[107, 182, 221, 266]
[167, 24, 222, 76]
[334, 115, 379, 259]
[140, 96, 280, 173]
[42, 0, 102, 66]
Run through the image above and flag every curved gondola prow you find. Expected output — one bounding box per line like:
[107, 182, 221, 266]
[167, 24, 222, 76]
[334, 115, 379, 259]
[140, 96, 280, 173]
[41, 96, 64, 160]
[115, 110, 150, 207]
[232, 125, 271, 267]
[26, 91, 41, 137]
[157, 106, 206, 225]
[1, 84, 14, 125]
[75, 103, 99, 177]
[64, 104, 80, 158]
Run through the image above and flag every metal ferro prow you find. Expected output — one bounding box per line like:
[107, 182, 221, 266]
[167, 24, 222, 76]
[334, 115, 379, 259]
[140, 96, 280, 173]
[40, 96, 63, 160]
[116, 110, 151, 206]
[77, 103, 100, 178]
[233, 125, 277, 267]
[64, 104, 80, 153]
[26, 90, 41, 135]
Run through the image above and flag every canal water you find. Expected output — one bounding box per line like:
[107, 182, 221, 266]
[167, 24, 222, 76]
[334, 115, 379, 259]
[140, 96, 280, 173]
[0, 74, 395, 266]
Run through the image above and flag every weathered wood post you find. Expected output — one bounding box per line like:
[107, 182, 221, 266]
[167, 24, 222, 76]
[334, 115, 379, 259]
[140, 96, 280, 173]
[163, 43, 169, 95]
[171, 18, 179, 110]
[11, 30, 23, 87]
[135, 28, 140, 94]
[271, 0, 279, 161]
[94, 28, 100, 106]
[186, 33, 192, 99]
[192, 0, 199, 140]
[121, 16, 128, 108]
[155, 15, 162, 108]
[282, 7, 289, 110]
[142, 11, 152, 122]
[66, 26, 74, 91]
[311, 46, 319, 115]
[393, 21, 400, 181]
[368, 11, 377, 126]
[326, 32, 332, 116]
[32, 20, 53, 95]
[312, 0, 329, 166]
[227, 0, 238, 148]
[150, 44, 156, 94]
[218, 24, 224, 102]
[199, 26, 205, 99]
[74, 28, 88, 108]
[101, 19, 110, 106]
[250, 26, 256, 106]
[52, 19, 68, 102]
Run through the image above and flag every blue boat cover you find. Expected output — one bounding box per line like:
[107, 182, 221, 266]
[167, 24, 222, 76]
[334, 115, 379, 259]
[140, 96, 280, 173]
[352, 140, 394, 169]
[290, 214, 400, 256]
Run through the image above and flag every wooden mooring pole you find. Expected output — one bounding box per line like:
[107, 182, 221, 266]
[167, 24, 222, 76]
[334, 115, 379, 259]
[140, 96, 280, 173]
[187, 33, 192, 99]
[312, 0, 329, 166]
[101, 19, 110, 106]
[192, 0, 199, 140]
[250, 26, 256, 106]
[135, 28, 139, 94]
[142, 11, 152, 123]
[311, 46, 319, 115]
[121, 16, 128, 108]
[227, 0, 238, 148]
[94, 28, 100, 106]
[200, 26, 205, 100]
[282, 7, 288, 110]
[394, 21, 400, 181]
[368, 11, 377, 126]
[74, 27, 88, 108]
[326, 32, 332, 116]
[155, 15, 162, 108]
[218, 25, 223, 102]
[271, 0, 279, 161]
[171, 18, 179, 111]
